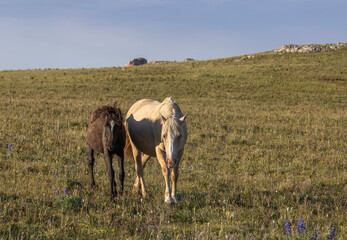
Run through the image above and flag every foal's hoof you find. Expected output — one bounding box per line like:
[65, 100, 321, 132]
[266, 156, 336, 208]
[110, 192, 117, 199]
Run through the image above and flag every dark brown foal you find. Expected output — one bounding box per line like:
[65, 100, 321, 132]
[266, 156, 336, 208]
[86, 103, 125, 198]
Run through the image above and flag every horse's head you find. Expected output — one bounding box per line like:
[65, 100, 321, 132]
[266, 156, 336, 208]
[104, 115, 122, 152]
[160, 114, 187, 168]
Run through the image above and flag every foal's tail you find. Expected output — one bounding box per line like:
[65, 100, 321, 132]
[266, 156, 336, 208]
[123, 123, 133, 160]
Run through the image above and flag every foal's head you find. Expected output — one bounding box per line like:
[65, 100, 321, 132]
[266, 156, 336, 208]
[160, 114, 187, 168]
[103, 109, 123, 152]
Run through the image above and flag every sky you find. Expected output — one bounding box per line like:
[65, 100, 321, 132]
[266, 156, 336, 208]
[0, 0, 346, 70]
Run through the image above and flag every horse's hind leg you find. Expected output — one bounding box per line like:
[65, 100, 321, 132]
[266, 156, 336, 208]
[134, 154, 151, 192]
[117, 154, 125, 196]
[132, 146, 147, 198]
[88, 145, 96, 188]
[142, 154, 151, 169]
[104, 152, 117, 198]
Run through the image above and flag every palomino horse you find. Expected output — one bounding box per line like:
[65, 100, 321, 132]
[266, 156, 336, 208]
[86, 103, 125, 198]
[124, 97, 187, 203]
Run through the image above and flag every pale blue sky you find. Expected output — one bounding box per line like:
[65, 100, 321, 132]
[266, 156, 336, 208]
[0, 0, 346, 70]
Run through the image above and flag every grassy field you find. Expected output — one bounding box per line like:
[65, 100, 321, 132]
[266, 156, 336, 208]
[0, 48, 346, 239]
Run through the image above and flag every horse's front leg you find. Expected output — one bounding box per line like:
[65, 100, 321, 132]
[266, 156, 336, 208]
[88, 145, 96, 188]
[171, 150, 183, 203]
[155, 146, 173, 204]
[117, 153, 125, 196]
[104, 151, 117, 198]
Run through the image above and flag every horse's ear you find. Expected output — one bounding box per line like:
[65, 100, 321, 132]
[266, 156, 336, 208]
[159, 113, 167, 122]
[180, 114, 187, 123]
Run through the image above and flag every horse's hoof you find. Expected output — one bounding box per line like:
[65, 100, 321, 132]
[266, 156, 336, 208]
[171, 195, 179, 204]
[164, 196, 174, 204]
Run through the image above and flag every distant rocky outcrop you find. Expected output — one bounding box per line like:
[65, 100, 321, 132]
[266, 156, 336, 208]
[274, 42, 347, 53]
[125, 57, 147, 67]
[234, 55, 256, 62]
[184, 58, 195, 62]
[149, 60, 176, 64]
[149, 58, 194, 64]
[234, 42, 347, 63]
[125, 43, 347, 66]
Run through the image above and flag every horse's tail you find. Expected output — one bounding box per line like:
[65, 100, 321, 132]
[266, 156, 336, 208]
[123, 123, 133, 160]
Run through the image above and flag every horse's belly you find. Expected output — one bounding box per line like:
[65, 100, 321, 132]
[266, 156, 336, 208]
[127, 120, 157, 157]
[135, 141, 156, 156]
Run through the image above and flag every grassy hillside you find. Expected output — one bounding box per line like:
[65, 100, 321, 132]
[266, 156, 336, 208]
[0, 48, 346, 239]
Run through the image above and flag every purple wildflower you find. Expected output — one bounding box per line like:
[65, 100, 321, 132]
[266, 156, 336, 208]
[327, 226, 335, 240]
[55, 170, 59, 177]
[64, 187, 68, 195]
[285, 220, 291, 236]
[55, 190, 59, 196]
[298, 216, 306, 234]
[8, 144, 11, 152]
[311, 227, 318, 240]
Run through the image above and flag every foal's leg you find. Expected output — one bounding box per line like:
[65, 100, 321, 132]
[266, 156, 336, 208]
[132, 146, 147, 198]
[117, 153, 125, 196]
[88, 145, 96, 188]
[134, 154, 151, 191]
[104, 151, 117, 198]
[171, 150, 183, 203]
[155, 146, 173, 204]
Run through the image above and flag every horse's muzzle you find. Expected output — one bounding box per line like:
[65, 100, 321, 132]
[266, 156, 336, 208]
[167, 158, 177, 168]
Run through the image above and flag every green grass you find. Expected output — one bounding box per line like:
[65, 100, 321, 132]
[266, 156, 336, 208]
[0, 48, 346, 239]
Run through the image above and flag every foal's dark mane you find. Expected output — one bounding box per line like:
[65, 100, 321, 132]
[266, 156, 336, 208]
[90, 102, 123, 125]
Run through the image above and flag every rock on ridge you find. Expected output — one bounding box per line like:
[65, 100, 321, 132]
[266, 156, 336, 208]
[125, 57, 147, 67]
[184, 58, 195, 62]
[274, 42, 347, 53]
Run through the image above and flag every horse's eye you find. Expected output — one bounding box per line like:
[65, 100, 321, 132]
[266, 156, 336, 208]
[163, 134, 167, 139]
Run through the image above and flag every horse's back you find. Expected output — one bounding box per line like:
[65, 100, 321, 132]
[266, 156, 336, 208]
[126, 99, 161, 120]
[126, 97, 181, 119]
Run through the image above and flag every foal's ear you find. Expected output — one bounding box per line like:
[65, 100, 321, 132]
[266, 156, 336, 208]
[159, 113, 167, 122]
[180, 114, 187, 123]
